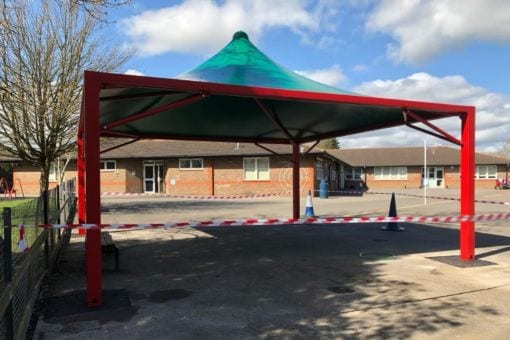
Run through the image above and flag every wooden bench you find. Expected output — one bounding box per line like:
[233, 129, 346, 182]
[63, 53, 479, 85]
[101, 231, 119, 271]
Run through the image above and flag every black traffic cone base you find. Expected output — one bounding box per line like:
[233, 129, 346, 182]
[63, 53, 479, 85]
[380, 222, 405, 231]
[381, 193, 404, 231]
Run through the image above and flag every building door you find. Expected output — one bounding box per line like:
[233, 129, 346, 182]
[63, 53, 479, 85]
[434, 167, 444, 188]
[424, 167, 444, 188]
[143, 161, 164, 193]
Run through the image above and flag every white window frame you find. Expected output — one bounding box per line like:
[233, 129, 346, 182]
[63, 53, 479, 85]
[374, 167, 408, 180]
[243, 157, 270, 181]
[316, 161, 324, 180]
[475, 165, 497, 179]
[179, 158, 203, 170]
[345, 167, 362, 180]
[100, 160, 116, 171]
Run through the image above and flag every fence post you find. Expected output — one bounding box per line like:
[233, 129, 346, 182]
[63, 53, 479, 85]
[56, 184, 61, 239]
[43, 190, 50, 269]
[3, 207, 14, 340]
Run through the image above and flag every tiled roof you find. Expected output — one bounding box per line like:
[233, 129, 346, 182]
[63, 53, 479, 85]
[101, 140, 325, 159]
[326, 146, 510, 167]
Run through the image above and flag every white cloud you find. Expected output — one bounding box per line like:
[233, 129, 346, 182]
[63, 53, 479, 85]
[120, 0, 340, 56]
[340, 73, 510, 152]
[124, 69, 144, 76]
[366, 0, 510, 64]
[295, 64, 346, 87]
[352, 64, 368, 72]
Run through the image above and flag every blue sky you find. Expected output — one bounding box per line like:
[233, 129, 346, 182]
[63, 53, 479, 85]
[108, 0, 510, 152]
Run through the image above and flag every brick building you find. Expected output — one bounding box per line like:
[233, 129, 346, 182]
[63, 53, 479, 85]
[10, 140, 344, 197]
[327, 146, 509, 190]
[5, 143, 509, 196]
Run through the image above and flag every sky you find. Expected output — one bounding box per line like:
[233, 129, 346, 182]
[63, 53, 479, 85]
[107, 0, 510, 153]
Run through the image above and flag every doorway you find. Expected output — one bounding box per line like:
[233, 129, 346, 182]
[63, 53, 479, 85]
[423, 166, 444, 188]
[143, 161, 164, 193]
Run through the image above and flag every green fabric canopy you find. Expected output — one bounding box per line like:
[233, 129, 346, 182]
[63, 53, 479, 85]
[96, 32, 465, 144]
[177, 31, 349, 94]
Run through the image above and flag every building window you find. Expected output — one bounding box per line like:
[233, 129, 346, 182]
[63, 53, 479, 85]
[316, 161, 324, 180]
[374, 167, 407, 180]
[345, 167, 362, 180]
[476, 165, 497, 179]
[243, 157, 269, 180]
[179, 158, 203, 170]
[100, 160, 116, 171]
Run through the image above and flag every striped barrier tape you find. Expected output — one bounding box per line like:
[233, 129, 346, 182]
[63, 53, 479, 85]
[318, 190, 510, 206]
[34, 212, 510, 230]
[99, 190, 510, 205]
[101, 191, 291, 199]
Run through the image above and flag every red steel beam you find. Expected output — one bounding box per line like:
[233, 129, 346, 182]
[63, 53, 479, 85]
[102, 93, 206, 130]
[83, 71, 102, 306]
[96, 71, 470, 115]
[460, 107, 476, 260]
[100, 130, 142, 139]
[405, 124, 461, 146]
[100, 138, 140, 154]
[404, 110, 461, 145]
[100, 90, 177, 101]
[303, 140, 320, 156]
[77, 134, 85, 224]
[254, 98, 293, 139]
[254, 142, 293, 163]
[292, 143, 300, 219]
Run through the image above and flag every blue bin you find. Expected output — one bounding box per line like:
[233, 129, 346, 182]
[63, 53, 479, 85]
[319, 179, 329, 199]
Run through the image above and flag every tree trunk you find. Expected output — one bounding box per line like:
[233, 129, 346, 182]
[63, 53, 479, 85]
[40, 164, 50, 194]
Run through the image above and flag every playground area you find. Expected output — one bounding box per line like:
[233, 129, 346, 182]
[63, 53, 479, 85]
[32, 189, 510, 339]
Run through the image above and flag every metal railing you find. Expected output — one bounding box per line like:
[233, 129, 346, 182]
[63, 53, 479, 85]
[0, 178, 76, 340]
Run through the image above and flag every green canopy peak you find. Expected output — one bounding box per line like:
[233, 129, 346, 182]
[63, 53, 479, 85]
[177, 31, 350, 94]
[232, 31, 249, 41]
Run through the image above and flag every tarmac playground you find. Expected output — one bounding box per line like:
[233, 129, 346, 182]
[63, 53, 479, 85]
[33, 189, 510, 339]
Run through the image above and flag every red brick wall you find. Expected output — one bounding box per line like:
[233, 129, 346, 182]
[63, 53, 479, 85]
[14, 159, 506, 196]
[362, 165, 507, 190]
[13, 163, 78, 196]
[165, 158, 212, 195]
[363, 167, 423, 189]
[164, 155, 314, 197]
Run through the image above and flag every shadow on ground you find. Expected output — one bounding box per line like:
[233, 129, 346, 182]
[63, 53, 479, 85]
[38, 223, 510, 339]
[101, 199, 272, 213]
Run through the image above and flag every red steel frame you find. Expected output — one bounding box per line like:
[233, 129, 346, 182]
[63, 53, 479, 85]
[460, 108, 476, 260]
[79, 71, 476, 306]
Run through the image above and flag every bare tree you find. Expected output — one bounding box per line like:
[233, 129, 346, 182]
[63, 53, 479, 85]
[67, 0, 131, 21]
[0, 0, 131, 192]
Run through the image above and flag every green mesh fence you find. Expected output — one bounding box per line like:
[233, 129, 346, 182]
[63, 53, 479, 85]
[1, 178, 76, 339]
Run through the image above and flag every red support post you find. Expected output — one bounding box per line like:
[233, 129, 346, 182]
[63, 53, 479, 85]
[292, 143, 300, 219]
[460, 107, 476, 260]
[83, 71, 103, 305]
[77, 134, 85, 224]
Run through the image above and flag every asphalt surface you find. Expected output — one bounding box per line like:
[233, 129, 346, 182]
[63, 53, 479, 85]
[32, 189, 510, 339]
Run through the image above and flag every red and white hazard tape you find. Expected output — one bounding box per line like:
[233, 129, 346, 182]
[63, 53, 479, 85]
[35, 213, 510, 230]
[320, 190, 510, 206]
[101, 191, 290, 199]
